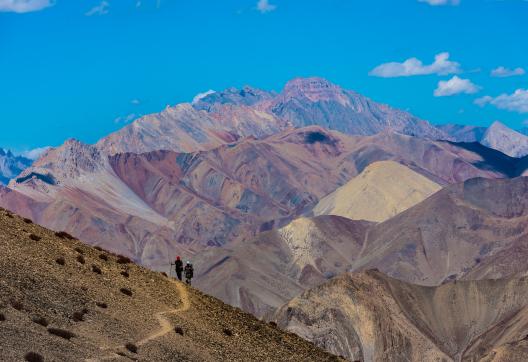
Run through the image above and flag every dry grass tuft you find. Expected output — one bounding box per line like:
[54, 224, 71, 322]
[54, 231, 75, 240]
[74, 247, 84, 254]
[55, 257, 65, 266]
[175, 326, 184, 336]
[223, 328, 234, 337]
[32, 316, 49, 327]
[99, 254, 108, 261]
[120, 271, 129, 278]
[96, 302, 108, 309]
[116, 255, 132, 264]
[76, 255, 85, 264]
[24, 352, 44, 362]
[23, 218, 33, 224]
[29, 234, 41, 241]
[91, 265, 102, 275]
[72, 309, 88, 322]
[48, 328, 76, 340]
[120, 288, 133, 297]
[125, 343, 138, 354]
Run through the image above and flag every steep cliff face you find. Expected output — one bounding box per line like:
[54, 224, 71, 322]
[274, 271, 528, 362]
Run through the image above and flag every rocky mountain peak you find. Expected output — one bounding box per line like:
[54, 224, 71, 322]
[281, 77, 349, 105]
[480, 121, 528, 157]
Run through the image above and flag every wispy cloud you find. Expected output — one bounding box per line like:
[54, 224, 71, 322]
[370, 52, 461, 78]
[130, 98, 141, 105]
[475, 89, 528, 113]
[434, 76, 480, 97]
[491, 66, 525, 78]
[0, 0, 54, 13]
[20, 146, 51, 160]
[192, 90, 216, 104]
[257, 0, 276, 13]
[418, 0, 460, 6]
[86, 1, 109, 16]
[114, 113, 139, 124]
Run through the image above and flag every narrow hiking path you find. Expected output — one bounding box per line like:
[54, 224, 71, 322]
[137, 280, 191, 346]
[86, 280, 191, 362]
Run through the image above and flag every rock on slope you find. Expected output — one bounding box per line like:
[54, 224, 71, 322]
[274, 270, 528, 362]
[351, 176, 528, 285]
[0, 148, 32, 185]
[0, 208, 341, 362]
[194, 215, 373, 318]
[312, 160, 442, 222]
[480, 121, 528, 158]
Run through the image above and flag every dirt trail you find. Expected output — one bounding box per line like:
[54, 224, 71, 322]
[86, 280, 191, 362]
[137, 280, 191, 346]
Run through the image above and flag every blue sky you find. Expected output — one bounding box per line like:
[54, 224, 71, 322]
[1, 0, 527, 152]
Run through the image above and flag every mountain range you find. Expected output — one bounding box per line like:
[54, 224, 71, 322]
[0, 149, 32, 185]
[3, 76, 528, 361]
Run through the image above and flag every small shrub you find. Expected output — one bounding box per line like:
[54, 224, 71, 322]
[24, 352, 44, 362]
[72, 309, 88, 322]
[120, 288, 133, 297]
[96, 302, 108, 309]
[29, 234, 41, 241]
[55, 257, 65, 266]
[6, 213, 13, 218]
[175, 326, 184, 335]
[99, 254, 108, 261]
[23, 218, 33, 224]
[94, 246, 103, 251]
[47, 328, 75, 340]
[32, 316, 49, 327]
[269, 321, 277, 327]
[92, 265, 102, 275]
[116, 255, 132, 264]
[55, 231, 74, 240]
[76, 255, 85, 264]
[120, 271, 129, 278]
[125, 343, 138, 354]
[0, 313, 5, 321]
[10, 300, 23, 311]
[223, 328, 233, 337]
[161, 272, 168, 277]
[74, 247, 84, 254]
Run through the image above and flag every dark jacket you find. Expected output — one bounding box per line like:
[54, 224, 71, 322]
[185, 264, 194, 279]
[175, 259, 183, 272]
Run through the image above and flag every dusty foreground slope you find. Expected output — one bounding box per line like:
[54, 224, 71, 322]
[312, 161, 441, 222]
[0, 209, 341, 362]
[274, 270, 528, 362]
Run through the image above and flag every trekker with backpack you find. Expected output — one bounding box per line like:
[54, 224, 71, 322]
[174, 256, 184, 281]
[184, 261, 194, 285]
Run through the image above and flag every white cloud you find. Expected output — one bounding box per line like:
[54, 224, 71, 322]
[257, 0, 276, 13]
[491, 66, 526, 78]
[0, 0, 54, 13]
[86, 1, 109, 16]
[114, 113, 138, 124]
[192, 90, 216, 104]
[370, 52, 461, 78]
[131, 98, 141, 105]
[434, 76, 480, 97]
[475, 89, 528, 113]
[20, 146, 51, 160]
[418, 0, 460, 5]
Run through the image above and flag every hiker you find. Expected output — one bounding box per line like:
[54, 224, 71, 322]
[175, 256, 184, 281]
[184, 261, 194, 285]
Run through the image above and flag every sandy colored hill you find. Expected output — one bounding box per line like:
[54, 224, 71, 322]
[312, 160, 441, 222]
[274, 270, 528, 362]
[0, 208, 341, 362]
[194, 215, 372, 318]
